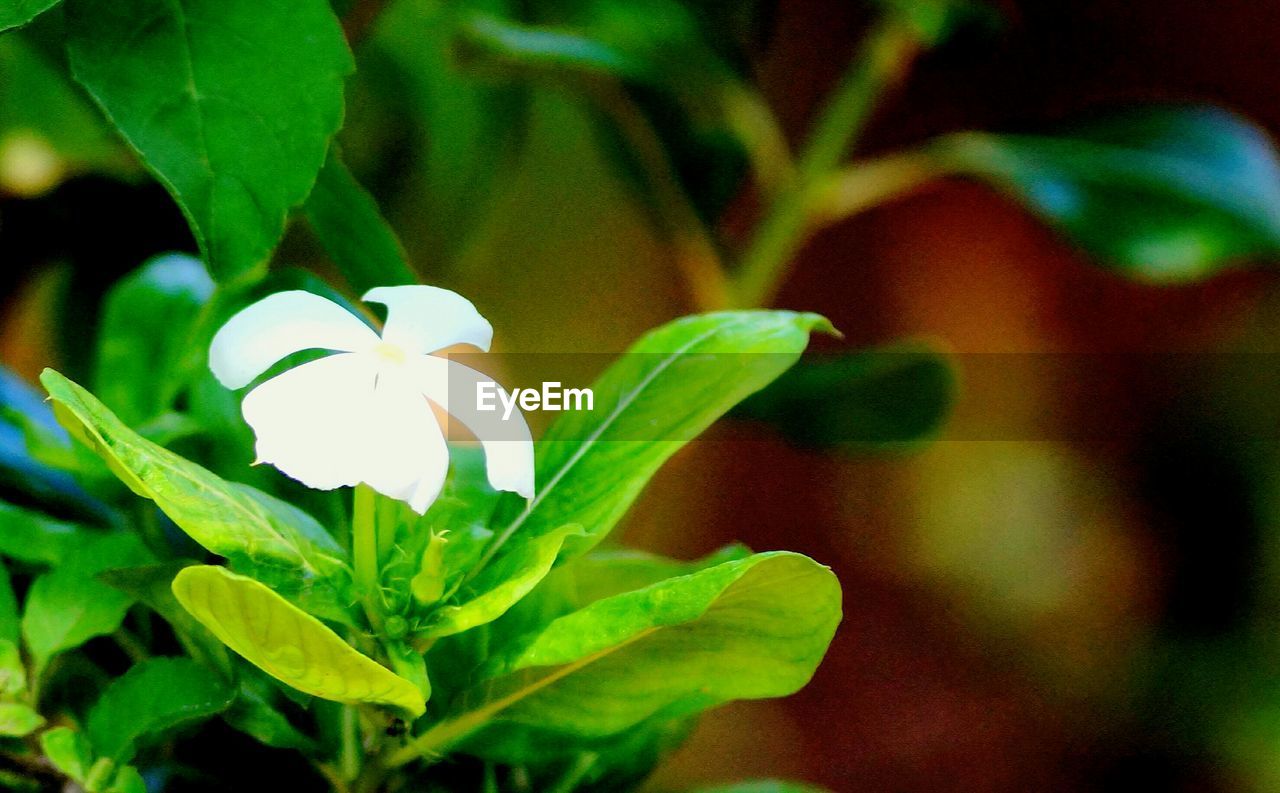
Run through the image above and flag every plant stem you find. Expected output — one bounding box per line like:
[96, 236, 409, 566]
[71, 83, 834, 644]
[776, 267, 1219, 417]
[592, 82, 734, 312]
[545, 753, 598, 793]
[807, 149, 942, 226]
[733, 13, 922, 308]
[340, 705, 362, 783]
[352, 484, 383, 631]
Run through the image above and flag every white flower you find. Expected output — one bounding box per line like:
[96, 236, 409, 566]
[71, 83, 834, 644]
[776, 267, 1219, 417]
[208, 285, 534, 514]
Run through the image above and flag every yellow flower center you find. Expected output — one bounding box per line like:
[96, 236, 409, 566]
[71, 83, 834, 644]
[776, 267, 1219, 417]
[373, 341, 407, 364]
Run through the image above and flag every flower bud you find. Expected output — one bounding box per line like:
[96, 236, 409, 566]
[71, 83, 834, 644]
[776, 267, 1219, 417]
[410, 531, 449, 605]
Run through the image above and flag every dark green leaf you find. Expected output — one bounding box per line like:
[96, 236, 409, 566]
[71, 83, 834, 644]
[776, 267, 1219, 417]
[87, 657, 235, 762]
[938, 106, 1280, 283]
[64, 0, 354, 284]
[735, 342, 956, 449]
[100, 563, 232, 677]
[223, 684, 317, 751]
[0, 0, 59, 33]
[0, 566, 17, 646]
[21, 532, 152, 673]
[93, 254, 214, 425]
[488, 311, 830, 562]
[303, 149, 417, 294]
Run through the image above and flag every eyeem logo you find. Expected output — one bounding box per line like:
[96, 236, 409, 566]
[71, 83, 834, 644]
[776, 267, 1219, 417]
[476, 381, 594, 420]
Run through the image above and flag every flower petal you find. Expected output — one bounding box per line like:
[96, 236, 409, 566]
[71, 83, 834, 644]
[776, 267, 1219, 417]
[408, 355, 535, 499]
[242, 353, 379, 491]
[362, 366, 450, 514]
[363, 285, 493, 356]
[210, 291, 380, 389]
[242, 354, 450, 513]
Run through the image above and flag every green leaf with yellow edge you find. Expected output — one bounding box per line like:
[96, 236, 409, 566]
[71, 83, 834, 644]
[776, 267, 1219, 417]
[64, 0, 353, 284]
[39, 369, 347, 580]
[0, 703, 43, 737]
[172, 566, 425, 718]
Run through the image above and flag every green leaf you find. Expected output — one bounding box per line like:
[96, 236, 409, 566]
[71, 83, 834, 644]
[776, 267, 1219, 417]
[93, 254, 214, 425]
[64, 0, 354, 284]
[0, 566, 17, 646]
[0, 367, 109, 521]
[0, 34, 133, 187]
[303, 148, 417, 294]
[88, 657, 235, 763]
[223, 684, 317, 751]
[735, 342, 956, 449]
[40, 727, 93, 784]
[0, 639, 26, 697]
[937, 106, 1280, 283]
[420, 525, 581, 638]
[0, 703, 43, 737]
[489, 311, 829, 561]
[0, 501, 89, 565]
[106, 766, 147, 793]
[21, 532, 151, 674]
[411, 552, 840, 758]
[100, 564, 232, 677]
[41, 369, 348, 580]
[172, 565, 426, 717]
[0, 0, 59, 33]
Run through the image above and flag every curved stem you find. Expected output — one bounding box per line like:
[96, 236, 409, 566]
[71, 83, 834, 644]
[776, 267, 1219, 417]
[733, 14, 922, 308]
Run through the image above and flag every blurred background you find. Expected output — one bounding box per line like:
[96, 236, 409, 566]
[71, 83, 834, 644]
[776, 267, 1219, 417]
[7, 0, 1280, 791]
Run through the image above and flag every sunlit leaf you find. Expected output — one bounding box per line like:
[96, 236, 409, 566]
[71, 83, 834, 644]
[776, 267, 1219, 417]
[938, 106, 1280, 282]
[172, 565, 426, 717]
[41, 370, 348, 582]
[40, 727, 92, 784]
[489, 311, 831, 562]
[87, 657, 235, 763]
[420, 525, 581, 638]
[0, 639, 26, 696]
[0, 703, 42, 737]
[64, 0, 354, 284]
[417, 552, 841, 759]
